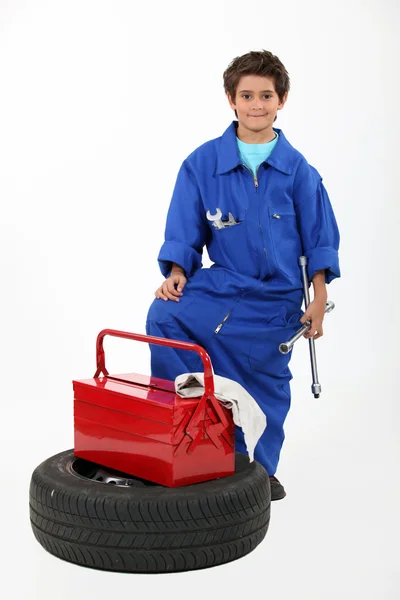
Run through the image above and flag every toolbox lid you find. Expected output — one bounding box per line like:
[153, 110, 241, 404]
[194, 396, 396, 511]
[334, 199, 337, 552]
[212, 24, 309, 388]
[73, 371, 201, 424]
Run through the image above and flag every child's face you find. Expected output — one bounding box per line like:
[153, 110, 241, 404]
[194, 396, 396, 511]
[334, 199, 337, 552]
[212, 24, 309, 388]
[227, 74, 287, 131]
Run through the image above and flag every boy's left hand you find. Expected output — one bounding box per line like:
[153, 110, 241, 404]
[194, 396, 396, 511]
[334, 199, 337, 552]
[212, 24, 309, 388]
[300, 298, 326, 340]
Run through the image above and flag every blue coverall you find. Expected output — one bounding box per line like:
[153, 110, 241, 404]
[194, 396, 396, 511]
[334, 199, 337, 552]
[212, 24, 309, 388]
[146, 120, 340, 476]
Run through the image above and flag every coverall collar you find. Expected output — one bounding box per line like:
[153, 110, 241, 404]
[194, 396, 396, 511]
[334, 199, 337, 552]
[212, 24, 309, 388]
[216, 120, 295, 176]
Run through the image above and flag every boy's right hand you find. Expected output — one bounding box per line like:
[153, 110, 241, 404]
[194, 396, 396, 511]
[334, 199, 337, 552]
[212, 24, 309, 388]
[154, 272, 187, 302]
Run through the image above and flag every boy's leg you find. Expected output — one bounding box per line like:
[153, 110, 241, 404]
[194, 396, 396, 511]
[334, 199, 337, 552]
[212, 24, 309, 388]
[145, 289, 299, 480]
[145, 272, 230, 381]
[145, 316, 203, 381]
[205, 334, 292, 477]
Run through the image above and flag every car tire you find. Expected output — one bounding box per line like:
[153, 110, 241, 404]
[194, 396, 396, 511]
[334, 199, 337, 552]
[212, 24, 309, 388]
[29, 449, 271, 573]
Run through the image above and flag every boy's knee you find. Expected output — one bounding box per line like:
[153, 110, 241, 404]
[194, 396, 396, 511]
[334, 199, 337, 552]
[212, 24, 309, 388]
[146, 297, 174, 324]
[146, 295, 195, 325]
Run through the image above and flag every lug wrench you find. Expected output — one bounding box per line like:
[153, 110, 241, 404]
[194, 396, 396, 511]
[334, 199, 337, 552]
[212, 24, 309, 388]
[279, 300, 335, 355]
[278, 256, 335, 398]
[300, 256, 322, 397]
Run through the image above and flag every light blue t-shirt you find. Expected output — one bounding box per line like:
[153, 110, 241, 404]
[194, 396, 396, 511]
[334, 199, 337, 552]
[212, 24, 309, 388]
[237, 132, 279, 177]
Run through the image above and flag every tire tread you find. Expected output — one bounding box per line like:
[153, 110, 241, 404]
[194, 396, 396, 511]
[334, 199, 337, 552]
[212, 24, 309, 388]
[29, 450, 271, 572]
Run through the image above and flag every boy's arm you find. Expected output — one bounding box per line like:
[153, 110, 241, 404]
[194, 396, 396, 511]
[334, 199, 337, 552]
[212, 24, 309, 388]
[294, 163, 341, 286]
[157, 160, 208, 279]
[312, 269, 328, 301]
[171, 262, 186, 276]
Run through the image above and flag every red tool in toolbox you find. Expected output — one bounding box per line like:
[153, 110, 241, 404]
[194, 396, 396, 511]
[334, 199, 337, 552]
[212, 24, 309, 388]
[73, 329, 235, 487]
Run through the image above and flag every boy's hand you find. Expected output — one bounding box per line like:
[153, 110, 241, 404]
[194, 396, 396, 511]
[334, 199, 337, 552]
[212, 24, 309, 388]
[300, 298, 326, 340]
[155, 272, 187, 302]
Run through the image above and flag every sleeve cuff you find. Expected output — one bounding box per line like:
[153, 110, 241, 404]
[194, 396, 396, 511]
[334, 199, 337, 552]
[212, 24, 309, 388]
[306, 246, 341, 285]
[157, 240, 203, 278]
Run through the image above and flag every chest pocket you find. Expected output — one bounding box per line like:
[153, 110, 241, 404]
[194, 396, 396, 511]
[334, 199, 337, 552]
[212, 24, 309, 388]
[268, 206, 303, 279]
[211, 218, 257, 276]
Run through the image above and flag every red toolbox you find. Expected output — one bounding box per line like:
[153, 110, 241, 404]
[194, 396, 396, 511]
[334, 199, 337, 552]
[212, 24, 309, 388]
[73, 329, 235, 487]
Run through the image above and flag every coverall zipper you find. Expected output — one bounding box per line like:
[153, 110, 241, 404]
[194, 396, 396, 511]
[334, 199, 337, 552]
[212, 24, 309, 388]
[242, 163, 259, 188]
[214, 311, 231, 333]
[214, 282, 265, 334]
[242, 163, 269, 276]
[214, 164, 270, 335]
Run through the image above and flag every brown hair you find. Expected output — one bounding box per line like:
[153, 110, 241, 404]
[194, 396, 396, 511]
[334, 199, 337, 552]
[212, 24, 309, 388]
[223, 50, 290, 119]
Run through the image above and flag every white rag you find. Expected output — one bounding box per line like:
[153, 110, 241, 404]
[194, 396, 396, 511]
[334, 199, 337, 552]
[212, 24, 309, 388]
[174, 372, 266, 461]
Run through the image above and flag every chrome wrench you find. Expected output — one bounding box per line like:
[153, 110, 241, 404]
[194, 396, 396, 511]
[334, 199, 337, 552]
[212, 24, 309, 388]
[279, 300, 335, 355]
[206, 207, 224, 229]
[300, 255, 329, 398]
[279, 256, 335, 398]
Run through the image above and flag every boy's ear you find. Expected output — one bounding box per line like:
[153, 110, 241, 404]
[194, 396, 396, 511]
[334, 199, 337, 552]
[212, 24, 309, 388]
[278, 92, 289, 110]
[226, 92, 236, 110]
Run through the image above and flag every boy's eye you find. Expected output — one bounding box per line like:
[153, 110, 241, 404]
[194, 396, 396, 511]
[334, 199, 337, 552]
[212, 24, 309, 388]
[241, 94, 272, 99]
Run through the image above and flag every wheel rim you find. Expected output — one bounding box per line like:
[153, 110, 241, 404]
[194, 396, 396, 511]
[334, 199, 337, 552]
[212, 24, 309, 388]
[66, 457, 159, 488]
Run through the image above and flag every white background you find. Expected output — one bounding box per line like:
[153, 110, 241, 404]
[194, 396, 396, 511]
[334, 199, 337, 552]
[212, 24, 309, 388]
[1, 0, 399, 598]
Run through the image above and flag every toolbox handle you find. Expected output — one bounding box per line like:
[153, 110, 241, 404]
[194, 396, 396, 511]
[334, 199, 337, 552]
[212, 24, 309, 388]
[94, 329, 216, 397]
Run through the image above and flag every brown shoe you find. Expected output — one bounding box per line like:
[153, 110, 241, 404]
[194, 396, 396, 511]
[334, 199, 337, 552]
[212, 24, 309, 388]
[269, 475, 286, 501]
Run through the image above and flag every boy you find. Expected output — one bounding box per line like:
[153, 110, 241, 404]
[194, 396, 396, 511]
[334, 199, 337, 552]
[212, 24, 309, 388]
[146, 50, 340, 500]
